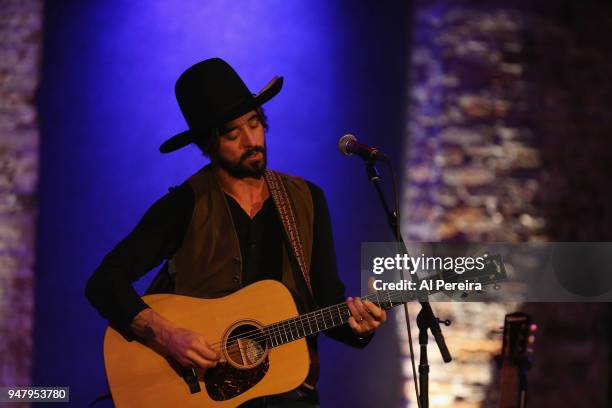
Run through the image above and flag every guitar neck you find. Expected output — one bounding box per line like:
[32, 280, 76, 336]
[265, 253, 506, 348]
[264, 289, 409, 348]
[499, 365, 525, 408]
[498, 312, 532, 408]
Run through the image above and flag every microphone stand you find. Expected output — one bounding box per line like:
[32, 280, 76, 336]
[364, 161, 452, 408]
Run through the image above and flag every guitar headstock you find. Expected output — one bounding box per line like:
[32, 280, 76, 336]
[501, 312, 536, 367]
[438, 253, 508, 299]
[458, 253, 507, 286]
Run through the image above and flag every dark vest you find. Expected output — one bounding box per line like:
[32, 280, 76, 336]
[169, 165, 315, 311]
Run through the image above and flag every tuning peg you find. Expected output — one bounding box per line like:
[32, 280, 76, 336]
[437, 318, 451, 326]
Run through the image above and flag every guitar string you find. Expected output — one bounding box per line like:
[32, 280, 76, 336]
[205, 291, 409, 353]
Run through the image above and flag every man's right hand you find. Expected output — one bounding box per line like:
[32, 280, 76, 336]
[131, 308, 220, 370]
[161, 326, 220, 369]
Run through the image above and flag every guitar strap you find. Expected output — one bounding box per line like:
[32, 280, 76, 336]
[264, 170, 314, 299]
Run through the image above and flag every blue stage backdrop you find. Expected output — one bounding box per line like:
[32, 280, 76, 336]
[35, 1, 410, 405]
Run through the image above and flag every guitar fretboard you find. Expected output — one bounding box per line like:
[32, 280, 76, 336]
[263, 290, 410, 347]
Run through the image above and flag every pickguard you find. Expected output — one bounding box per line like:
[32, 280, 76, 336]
[203, 358, 269, 401]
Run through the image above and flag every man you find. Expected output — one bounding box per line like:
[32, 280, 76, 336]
[86, 58, 386, 407]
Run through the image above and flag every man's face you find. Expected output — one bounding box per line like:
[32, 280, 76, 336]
[214, 110, 266, 179]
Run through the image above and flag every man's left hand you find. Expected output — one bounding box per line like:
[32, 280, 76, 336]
[346, 297, 387, 337]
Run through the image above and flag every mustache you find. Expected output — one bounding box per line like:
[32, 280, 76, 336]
[239, 146, 266, 162]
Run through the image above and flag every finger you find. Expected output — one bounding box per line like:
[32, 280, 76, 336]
[363, 300, 383, 320]
[203, 340, 221, 360]
[355, 298, 376, 326]
[348, 316, 361, 332]
[192, 338, 220, 361]
[348, 316, 370, 334]
[359, 319, 372, 333]
[178, 352, 201, 368]
[346, 297, 363, 322]
[186, 349, 217, 369]
[187, 350, 216, 369]
[175, 355, 195, 368]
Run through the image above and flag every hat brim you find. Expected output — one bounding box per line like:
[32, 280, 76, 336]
[159, 76, 283, 153]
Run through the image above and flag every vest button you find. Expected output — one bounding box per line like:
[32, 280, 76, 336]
[232, 275, 240, 282]
[232, 257, 241, 265]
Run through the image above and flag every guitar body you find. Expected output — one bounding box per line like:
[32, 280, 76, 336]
[103, 280, 309, 407]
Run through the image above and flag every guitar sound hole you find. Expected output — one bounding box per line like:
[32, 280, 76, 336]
[224, 322, 268, 369]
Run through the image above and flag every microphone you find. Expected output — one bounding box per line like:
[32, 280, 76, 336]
[338, 134, 389, 162]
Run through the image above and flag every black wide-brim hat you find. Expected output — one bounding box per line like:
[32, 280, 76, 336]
[160, 58, 283, 153]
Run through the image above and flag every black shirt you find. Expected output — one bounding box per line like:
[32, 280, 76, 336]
[85, 178, 371, 348]
[225, 194, 283, 285]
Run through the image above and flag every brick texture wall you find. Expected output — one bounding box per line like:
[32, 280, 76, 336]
[401, 0, 610, 406]
[0, 0, 42, 389]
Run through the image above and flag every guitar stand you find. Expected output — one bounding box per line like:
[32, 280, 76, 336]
[364, 160, 453, 408]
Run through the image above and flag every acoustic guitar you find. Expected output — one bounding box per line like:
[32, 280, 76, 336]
[104, 256, 506, 407]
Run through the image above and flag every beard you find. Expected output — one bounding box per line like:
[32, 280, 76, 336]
[216, 145, 267, 179]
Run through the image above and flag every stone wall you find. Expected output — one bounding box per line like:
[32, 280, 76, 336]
[401, 0, 611, 406]
[0, 0, 42, 389]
